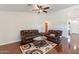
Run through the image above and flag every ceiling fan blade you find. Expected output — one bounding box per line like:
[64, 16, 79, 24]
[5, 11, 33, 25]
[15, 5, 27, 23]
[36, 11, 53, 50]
[43, 10, 47, 13]
[37, 5, 40, 8]
[44, 7, 50, 9]
[38, 11, 40, 13]
[27, 4, 32, 6]
[37, 5, 42, 8]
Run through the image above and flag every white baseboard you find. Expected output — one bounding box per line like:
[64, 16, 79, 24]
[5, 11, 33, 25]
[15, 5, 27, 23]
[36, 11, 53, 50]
[0, 40, 21, 46]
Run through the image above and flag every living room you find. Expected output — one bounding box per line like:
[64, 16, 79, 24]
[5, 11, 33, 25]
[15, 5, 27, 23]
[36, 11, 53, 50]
[0, 4, 79, 54]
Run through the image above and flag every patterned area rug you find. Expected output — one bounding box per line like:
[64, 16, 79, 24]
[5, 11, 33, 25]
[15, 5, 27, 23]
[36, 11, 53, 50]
[20, 40, 57, 54]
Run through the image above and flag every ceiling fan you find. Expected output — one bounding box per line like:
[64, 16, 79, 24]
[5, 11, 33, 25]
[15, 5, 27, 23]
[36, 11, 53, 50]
[33, 5, 50, 13]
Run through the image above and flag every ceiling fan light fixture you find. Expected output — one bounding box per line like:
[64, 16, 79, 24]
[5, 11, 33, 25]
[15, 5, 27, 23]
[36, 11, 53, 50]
[33, 4, 50, 13]
[39, 9, 42, 12]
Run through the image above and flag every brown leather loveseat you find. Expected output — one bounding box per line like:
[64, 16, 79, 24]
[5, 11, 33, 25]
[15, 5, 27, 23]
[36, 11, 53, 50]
[20, 30, 40, 45]
[46, 30, 62, 44]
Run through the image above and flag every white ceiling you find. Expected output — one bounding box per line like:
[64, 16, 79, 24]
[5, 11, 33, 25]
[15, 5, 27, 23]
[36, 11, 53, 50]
[0, 4, 76, 12]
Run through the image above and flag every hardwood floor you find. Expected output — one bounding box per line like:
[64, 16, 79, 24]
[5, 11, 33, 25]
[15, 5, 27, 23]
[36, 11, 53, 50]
[0, 34, 79, 54]
[0, 42, 22, 54]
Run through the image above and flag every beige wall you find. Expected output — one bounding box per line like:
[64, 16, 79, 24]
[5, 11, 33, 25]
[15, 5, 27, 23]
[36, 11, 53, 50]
[0, 11, 42, 45]
[0, 5, 78, 45]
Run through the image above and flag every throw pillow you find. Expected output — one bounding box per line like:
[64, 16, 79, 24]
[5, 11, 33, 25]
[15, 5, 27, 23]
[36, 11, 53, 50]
[33, 36, 47, 41]
[49, 34, 55, 37]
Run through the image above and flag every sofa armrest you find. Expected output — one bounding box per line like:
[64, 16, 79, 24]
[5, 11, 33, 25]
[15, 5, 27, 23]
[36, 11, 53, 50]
[48, 30, 62, 37]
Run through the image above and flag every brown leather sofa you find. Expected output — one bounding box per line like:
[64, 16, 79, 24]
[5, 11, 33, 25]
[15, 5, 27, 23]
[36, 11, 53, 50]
[46, 30, 62, 44]
[48, 30, 62, 37]
[20, 30, 40, 45]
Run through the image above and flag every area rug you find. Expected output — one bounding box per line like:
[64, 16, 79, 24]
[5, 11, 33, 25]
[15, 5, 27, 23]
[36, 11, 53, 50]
[20, 40, 57, 54]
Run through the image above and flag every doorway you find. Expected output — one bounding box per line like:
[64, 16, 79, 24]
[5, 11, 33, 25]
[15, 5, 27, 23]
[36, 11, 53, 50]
[70, 17, 79, 51]
[70, 18, 79, 34]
